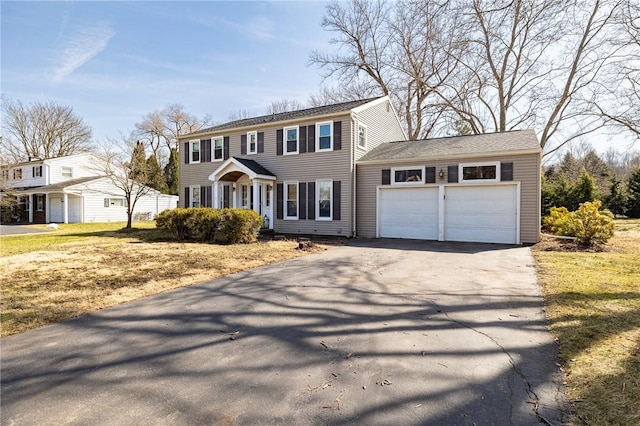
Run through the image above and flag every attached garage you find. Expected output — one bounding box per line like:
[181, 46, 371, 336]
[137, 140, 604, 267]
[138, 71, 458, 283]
[378, 186, 438, 239]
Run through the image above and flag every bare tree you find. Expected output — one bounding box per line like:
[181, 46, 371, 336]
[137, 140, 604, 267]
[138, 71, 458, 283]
[227, 109, 252, 121]
[93, 136, 153, 229]
[265, 99, 305, 114]
[1, 99, 92, 162]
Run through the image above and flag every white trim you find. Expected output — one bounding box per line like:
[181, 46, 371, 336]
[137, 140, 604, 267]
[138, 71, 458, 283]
[351, 95, 388, 113]
[316, 121, 333, 152]
[212, 136, 224, 161]
[459, 161, 500, 183]
[189, 140, 201, 164]
[283, 125, 299, 155]
[247, 131, 258, 155]
[391, 166, 425, 185]
[315, 179, 333, 221]
[357, 122, 368, 151]
[357, 148, 542, 165]
[284, 181, 298, 220]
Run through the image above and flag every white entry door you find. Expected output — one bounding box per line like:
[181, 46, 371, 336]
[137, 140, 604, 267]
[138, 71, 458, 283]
[260, 183, 274, 229]
[49, 195, 63, 222]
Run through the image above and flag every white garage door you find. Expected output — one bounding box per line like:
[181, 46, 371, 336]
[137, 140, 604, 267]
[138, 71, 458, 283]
[379, 187, 438, 240]
[444, 185, 517, 244]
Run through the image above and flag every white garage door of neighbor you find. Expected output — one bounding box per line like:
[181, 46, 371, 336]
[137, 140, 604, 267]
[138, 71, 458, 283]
[444, 185, 517, 244]
[378, 187, 438, 240]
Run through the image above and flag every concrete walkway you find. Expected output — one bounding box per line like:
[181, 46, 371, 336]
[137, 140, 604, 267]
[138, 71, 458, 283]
[0, 239, 569, 425]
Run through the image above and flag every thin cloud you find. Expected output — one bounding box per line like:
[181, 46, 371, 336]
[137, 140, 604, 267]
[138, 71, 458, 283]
[51, 22, 115, 83]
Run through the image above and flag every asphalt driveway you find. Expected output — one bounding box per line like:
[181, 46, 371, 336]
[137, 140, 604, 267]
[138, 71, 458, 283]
[1, 239, 568, 425]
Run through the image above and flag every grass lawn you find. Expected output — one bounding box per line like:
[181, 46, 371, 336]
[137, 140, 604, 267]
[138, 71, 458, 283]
[533, 218, 640, 425]
[0, 222, 325, 337]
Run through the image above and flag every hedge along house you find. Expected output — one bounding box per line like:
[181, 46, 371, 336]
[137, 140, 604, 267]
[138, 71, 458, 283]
[179, 97, 542, 244]
[179, 96, 406, 236]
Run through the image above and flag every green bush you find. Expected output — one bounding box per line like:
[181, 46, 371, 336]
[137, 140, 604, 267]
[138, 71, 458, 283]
[155, 208, 262, 244]
[542, 201, 614, 245]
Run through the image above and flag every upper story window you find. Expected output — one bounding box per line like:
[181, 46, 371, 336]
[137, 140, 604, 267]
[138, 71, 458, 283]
[316, 122, 333, 151]
[190, 140, 201, 164]
[357, 123, 367, 150]
[1, 170, 8, 180]
[284, 126, 298, 155]
[460, 162, 500, 183]
[12, 168, 22, 180]
[392, 166, 424, 184]
[61, 167, 73, 177]
[33, 165, 43, 177]
[247, 131, 258, 155]
[213, 137, 224, 161]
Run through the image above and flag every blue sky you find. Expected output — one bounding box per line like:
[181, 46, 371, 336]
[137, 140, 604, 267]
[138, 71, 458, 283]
[2, 1, 332, 142]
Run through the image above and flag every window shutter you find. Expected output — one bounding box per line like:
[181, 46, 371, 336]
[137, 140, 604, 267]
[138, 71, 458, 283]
[307, 125, 315, 153]
[501, 162, 513, 181]
[448, 165, 458, 183]
[258, 132, 264, 153]
[425, 167, 436, 184]
[223, 137, 230, 160]
[104, 198, 109, 208]
[307, 181, 315, 220]
[184, 142, 189, 164]
[276, 183, 284, 219]
[276, 129, 283, 155]
[299, 126, 307, 154]
[200, 186, 206, 207]
[203, 139, 211, 162]
[382, 169, 391, 185]
[333, 180, 341, 220]
[333, 121, 342, 150]
[299, 183, 307, 220]
[184, 187, 190, 208]
[241, 134, 247, 155]
[223, 185, 230, 208]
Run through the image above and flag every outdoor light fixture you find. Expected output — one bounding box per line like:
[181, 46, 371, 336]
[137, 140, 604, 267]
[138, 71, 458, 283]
[438, 168, 444, 179]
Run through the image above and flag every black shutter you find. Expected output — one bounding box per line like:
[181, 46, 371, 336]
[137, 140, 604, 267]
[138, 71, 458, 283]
[307, 125, 315, 153]
[425, 167, 436, 184]
[276, 183, 284, 219]
[448, 165, 458, 183]
[203, 139, 211, 162]
[184, 187, 190, 208]
[200, 186, 206, 207]
[307, 181, 315, 220]
[276, 129, 283, 155]
[382, 169, 391, 185]
[501, 162, 513, 181]
[223, 137, 230, 160]
[241, 134, 247, 155]
[299, 126, 307, 154]
[333, 121, 342, 150]
[333, 181, 341, 220]
[223, 185, 230, 208]
[299, 183, 307, 220]
[184, 142, 189, 164]
[258, 132, 264, 153]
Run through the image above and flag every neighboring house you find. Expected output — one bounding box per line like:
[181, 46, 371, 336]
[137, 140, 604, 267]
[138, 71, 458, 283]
[1, 153, 177, 224]
[179, 96, 541, 244]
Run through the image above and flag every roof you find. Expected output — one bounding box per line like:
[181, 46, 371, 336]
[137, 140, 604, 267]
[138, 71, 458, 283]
[234, 158, 275, 177]
[189, 97, 383, 136]
[358, 129, 541, 163]
[12, 176, 104, 193]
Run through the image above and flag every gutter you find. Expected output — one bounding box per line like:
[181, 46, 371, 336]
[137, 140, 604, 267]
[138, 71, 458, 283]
[357, 148, 543, 165]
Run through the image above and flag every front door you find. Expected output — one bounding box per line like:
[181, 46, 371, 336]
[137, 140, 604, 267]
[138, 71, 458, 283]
[49, 195, 63, 223]
[260, 183, 273, 229]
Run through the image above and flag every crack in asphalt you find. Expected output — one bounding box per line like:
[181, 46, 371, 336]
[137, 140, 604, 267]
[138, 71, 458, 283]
[430, 304, 555, 426]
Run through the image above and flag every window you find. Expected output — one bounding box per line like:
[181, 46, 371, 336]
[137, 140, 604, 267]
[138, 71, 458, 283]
[392, 167, 424, 184]
[284, 126, 298, 155]
[61, 167, 72, 177]
[316, 122, 333, 151]
[460, 162, 500, 183]
[103, 198, 125, 207]
[33, 166, 43, 177]
[247, 131, 257, 155]
[316, 180, 333, 220]
[36, 195, 44, 211]
[1, 170, 8, 180]
[285, 182, 298, 219]
[241, 184, 252, 209]
[213, 137, 224, 161]
[357, 123, 367, 149]
[13, 169, 22, 180]
[190, 185, 201, 207]
[190, 140, 200, 163]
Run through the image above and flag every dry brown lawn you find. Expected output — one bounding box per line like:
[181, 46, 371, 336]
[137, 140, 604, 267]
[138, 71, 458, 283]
[1, 225, 328, 337]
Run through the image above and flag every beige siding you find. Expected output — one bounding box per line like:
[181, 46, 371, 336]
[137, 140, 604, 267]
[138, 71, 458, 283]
[356, 153, 541, 243]
[353, 99, 406, 161]
[179, 114, 355, 236]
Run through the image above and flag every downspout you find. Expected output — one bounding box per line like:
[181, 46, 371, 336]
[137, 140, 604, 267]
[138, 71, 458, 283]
[351, 113, 358, 238]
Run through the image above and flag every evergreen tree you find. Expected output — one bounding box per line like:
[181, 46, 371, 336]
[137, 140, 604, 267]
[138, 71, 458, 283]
[128, 141, 147, 182]
[626, 169, 640, 218]
[604, 177, 628, 217]
[164, 148, 179, 195]
[568, 168, 597, 211]
[146, 154, 169, 193]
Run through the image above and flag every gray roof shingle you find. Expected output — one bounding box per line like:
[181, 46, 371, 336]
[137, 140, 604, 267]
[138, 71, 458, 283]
[190, 97, 382, 136]
[359, 129, 541, 162]
[234, 157, 275, 177]
[13, 176, 104, 193]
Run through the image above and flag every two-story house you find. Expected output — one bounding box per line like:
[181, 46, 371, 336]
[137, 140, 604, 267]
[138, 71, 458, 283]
[179, 96, 542, 244]
[1, 153, 177, 224]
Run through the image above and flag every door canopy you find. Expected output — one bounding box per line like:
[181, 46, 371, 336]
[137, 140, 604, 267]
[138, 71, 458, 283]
[209, 157, 276, 182]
